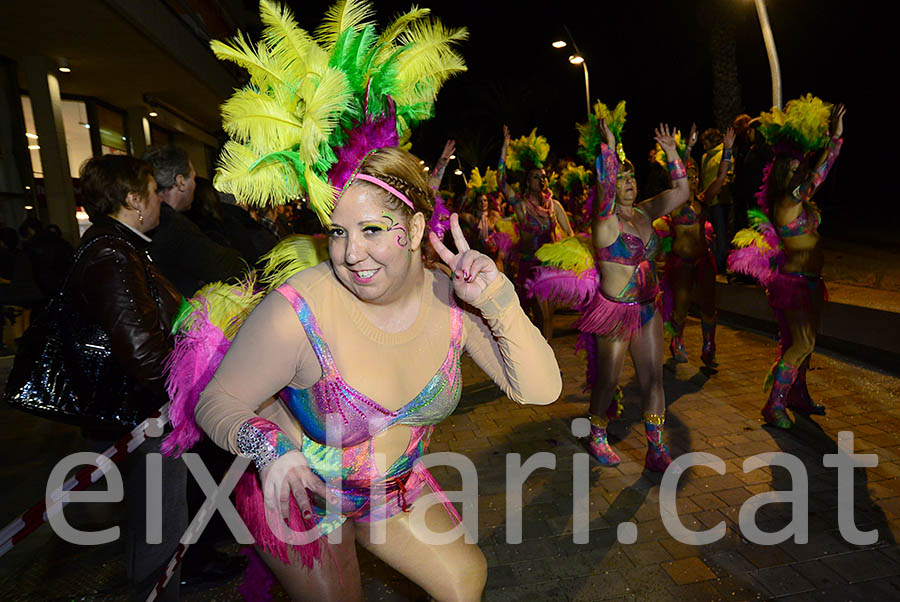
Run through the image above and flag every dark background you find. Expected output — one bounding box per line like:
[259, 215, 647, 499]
[281, 0, 889, 243]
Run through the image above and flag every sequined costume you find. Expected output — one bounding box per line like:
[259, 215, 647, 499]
[194, 263, 561, 561]
[728, 96, 843, 429]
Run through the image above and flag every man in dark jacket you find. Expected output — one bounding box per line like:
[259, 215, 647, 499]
[141, 146, 245, 297]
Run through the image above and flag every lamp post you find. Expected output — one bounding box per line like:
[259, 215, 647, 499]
[753, 0, 782, 109]
[552, 30, 591, 119]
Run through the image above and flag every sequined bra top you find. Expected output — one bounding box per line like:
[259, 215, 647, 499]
[669, 201, 701, 226]
[595, 208, 661, 266]
[275, 284, 464, 448]
[779, 203, 821, 239]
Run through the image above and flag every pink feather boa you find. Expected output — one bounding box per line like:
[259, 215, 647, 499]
[162, 312, 232, 457]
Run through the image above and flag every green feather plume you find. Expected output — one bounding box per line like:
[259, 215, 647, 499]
[577, 100, 626, 163]
[212, 0, 466, 224]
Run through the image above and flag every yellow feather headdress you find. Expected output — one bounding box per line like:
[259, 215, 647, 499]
[212, 0, 467, 225]
[505, 129, 550, 172]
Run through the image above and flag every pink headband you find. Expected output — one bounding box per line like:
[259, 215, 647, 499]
[353, 173, 414, 210]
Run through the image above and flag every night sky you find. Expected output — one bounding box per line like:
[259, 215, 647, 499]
[284, 1, 887, 237]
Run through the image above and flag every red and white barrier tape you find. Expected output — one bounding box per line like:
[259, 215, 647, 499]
[0, 405, 169, 558]
[145, 455, 244, 602]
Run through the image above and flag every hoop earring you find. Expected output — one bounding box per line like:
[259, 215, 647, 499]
[137, 209, 144, 225]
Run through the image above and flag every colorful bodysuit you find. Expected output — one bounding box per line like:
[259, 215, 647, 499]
[276, 282, 463, 530]
[195, 263, 562, 564]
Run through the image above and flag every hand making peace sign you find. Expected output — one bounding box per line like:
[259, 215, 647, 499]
[429, 213, 500, 304]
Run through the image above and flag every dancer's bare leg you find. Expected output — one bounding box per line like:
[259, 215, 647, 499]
[669, 259, 694, 361]
[541, 299, 554, 341]
[628, 311, 672, 471]
[629, 311, 666, 415]
[588, 335, 629, 417]
[781, 309, 816, 369]
[256, 520, 363, 602]
[356, 485, 487, 602]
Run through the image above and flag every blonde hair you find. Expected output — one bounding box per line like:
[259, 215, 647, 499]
[357, 147, 440, 268]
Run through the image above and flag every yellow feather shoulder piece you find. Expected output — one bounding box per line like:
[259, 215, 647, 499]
[535, 235, 594, 273]
[732, 229, 769, 251]
[259, 234, 331, 291]
[188, 278, 265, 341]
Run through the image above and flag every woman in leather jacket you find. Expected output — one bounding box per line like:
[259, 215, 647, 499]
[74, 155, 185, 602]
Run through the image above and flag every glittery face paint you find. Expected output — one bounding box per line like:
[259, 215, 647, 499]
[381, 212, 410, 248]
[328, 183, 417, 304]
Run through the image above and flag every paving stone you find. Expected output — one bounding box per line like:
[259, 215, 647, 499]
[750, 565, 815, 597]
[662, 556, 717, 585]
[822, 548, 900, 584]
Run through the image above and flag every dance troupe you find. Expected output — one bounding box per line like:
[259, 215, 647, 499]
[155, 1, 845, 598]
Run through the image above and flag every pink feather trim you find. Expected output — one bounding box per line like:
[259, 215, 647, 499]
[526, 266, 598, 308]
[429, 195, 452, 240]
[727, 247, 776, 287]
[162, 314, 232, 457]
[234, 471, 324, 568]
[755, 161, 774, 213]
[238, 547, 277, 602]
[489, 231, 514, 256]
[328, 102, 399, 195]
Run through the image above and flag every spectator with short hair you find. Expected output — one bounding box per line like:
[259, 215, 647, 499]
[141, 146, 245, 297]
[700, 128, 734, 273]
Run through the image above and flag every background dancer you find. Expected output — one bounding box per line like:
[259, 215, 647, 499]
[660, 125, 735, 366]
[730, 96, 845, 429]
[501, 127, 573, 339]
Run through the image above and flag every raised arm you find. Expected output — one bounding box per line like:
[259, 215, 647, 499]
[428, 139, 456, 190]
[429, 215, 561, 404]
[791, 104, 845, 203]
[554, 199, 574, 237]
[697, 127, 735, 204]
[499, 125, 517, 202]
[639, 123, 691, 220]
[591, 118, 621, 250]
[684, 123, 698, 165]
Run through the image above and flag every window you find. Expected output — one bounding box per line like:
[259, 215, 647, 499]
[96, 104, 127, 155]
[21, 95, 93, 177]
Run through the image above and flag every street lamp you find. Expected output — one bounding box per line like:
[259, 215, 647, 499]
[552, 28, 590, 119]
[753, 0, 782, 109]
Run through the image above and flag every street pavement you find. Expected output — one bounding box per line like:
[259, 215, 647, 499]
[1, 313, 899, 601]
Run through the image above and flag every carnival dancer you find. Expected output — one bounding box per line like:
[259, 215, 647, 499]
[729, 96, 845, 429]
[528, 99, 690, 469]
[162, 2, 561, 600]
[460, 167, 505, 257]
[660, 125, 735, 365]
[557, 162, 594, 231]
[501, 127, 574, 339]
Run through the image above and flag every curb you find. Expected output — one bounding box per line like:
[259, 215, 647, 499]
[715, 282, 900, 374]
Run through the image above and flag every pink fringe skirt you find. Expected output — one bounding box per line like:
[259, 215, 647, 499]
[574, 290, 660, 390]
[767, 271, 827, 313]
[574, 289, 660, 342]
